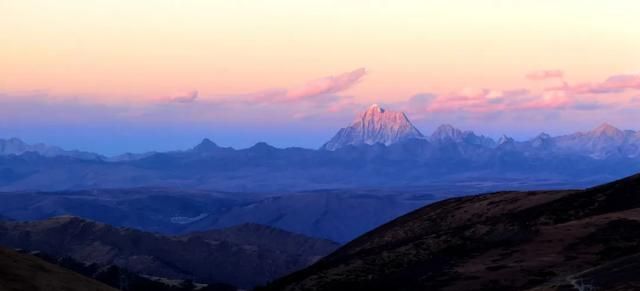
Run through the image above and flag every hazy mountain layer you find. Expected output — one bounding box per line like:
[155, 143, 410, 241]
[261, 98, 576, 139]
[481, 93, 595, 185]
[0, 137, 102, 160]
[1, 106, 640, 193]
[0, 188, 444, 242]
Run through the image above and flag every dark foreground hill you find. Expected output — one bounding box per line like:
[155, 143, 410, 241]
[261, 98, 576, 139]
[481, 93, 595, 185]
[0, 247, 116, 291]
[263, 174, 640, 291]
[0, 216, 338, 288]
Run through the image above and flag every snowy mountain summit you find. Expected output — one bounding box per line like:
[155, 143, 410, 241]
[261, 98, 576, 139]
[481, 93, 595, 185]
[321, 104, 424, 150]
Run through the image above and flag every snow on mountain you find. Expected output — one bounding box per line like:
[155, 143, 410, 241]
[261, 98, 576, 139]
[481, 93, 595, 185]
[430, 124, 464, 142]
[320, 105, 640, 158]
[429, 124, 496, 147]
[321, 104, 424, 150]
[0, 138, 65, 157]
[528, 133, 554, 149]
[497, 135, 516, 148]
[553, 123, 639, 159]
[0, 137, 102, 160]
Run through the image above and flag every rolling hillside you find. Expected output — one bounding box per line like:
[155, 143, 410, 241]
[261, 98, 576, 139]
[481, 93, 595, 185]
[264, 174, 640, 290]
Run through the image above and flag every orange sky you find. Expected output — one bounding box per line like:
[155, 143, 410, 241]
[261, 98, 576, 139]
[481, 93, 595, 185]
[2, 0, 639, 104]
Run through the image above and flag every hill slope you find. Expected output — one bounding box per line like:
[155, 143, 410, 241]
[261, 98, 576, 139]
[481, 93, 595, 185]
[0, 247, 116, 291]
[0, 216, 338, 288]
[264, 174, 640, 291]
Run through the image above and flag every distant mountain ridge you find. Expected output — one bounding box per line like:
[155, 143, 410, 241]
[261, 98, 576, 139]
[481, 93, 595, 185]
[1, 104, 640, 192]
[552, 123, 640, 159]
[0, 137, 102, 160]
[320, 104, 640, 159]
[4, 104, 638, 161]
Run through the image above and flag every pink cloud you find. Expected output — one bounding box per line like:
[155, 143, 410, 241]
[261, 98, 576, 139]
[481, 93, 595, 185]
[425, 89, 535, 113]
[129, 69, 640, 120]
[526, 70, 564, 80]
[325, 97, 360, 113]
[550, 74, 640, 95]
[515, 91, 571, 110]
[248, 67, 366, 104]
[423, 88, 580, 114]
[168, 90, 199, 103]
[285, 67, 366, 101]
[246, 89, 288, 103]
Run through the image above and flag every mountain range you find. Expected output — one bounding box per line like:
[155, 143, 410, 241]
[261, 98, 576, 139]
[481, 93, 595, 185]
[264, 173, 640, 291]
[2, 104, 639, 290]
[1, 105, 639, 192]
[0, 187, 441, 243]
[0, 137, 103, 160]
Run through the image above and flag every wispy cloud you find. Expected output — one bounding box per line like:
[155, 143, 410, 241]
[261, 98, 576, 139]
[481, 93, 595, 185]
[422, 88, 551, 113]
[404, 71, 640, 116]
[3, 69, 638, 136]
[551, 74, 640, 95]
[414, 88, 615, 114]
[2, 69, 640, 153]
[286, 68, 366, 100]
[526, 70, 564, 80]
[250, 68, 366, 103]
[168, 90, 199, 103]
[571, 101, 611, 111]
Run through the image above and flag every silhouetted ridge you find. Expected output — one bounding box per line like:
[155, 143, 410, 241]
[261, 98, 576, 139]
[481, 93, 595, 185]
[0, 216, 338, 288]
[193, 138, 220, 152]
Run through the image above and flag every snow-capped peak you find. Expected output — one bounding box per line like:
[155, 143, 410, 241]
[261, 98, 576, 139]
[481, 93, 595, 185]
[431, 124, 463, 141]
[367, 103, 384, 113]
[321, 104, 423, 150]
[590, 123, 623, 137]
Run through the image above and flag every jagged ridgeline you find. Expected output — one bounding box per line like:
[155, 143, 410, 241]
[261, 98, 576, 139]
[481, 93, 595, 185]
[1, 104, 640, 192]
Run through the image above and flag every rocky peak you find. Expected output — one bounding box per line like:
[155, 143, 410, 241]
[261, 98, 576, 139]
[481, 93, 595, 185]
[530, 133, 554, 149]
[497, 135, 515, 145]
[321, 104, 424, 151]
[536, 133, 552, 140]
[365, 103, 384, 114]
[589, 123, 624, 138]
[0, 138, 27, 152]
[249, 142, 277, 152]
[430, 124, 464, 142]
[193, 138, 220, 152]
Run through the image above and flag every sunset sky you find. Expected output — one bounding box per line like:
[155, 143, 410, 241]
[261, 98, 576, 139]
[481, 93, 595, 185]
[1, 1, 639, 155]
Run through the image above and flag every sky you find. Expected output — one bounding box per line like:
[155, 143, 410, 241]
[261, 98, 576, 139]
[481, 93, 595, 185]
[1, 1, 640, 155]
